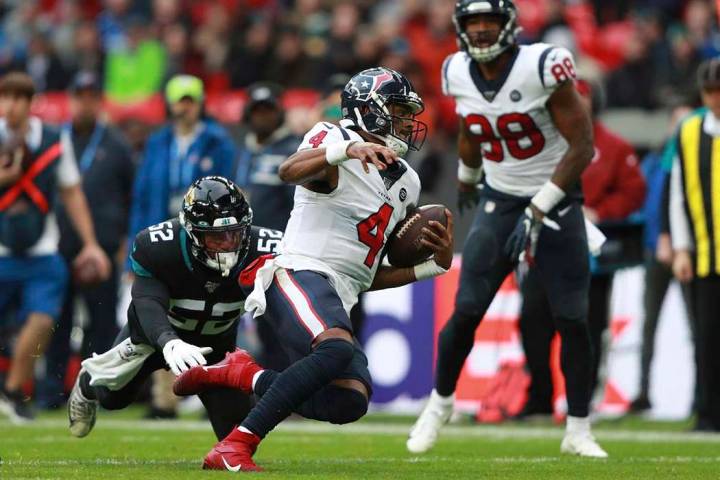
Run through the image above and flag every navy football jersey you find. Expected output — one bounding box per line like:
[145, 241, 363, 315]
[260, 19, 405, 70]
[128, 218, 282, 346]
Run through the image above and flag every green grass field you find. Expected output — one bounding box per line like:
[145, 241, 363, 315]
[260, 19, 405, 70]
[2, 408, 719, 479]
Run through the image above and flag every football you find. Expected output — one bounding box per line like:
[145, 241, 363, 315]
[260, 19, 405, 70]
[386, 204, 448, 268]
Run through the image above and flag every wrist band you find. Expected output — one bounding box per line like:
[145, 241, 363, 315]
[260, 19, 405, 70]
[326, 140, 355, 165]
[457, 159, 483, 184]
[414, 259, 449, 280]
[531, 181, 565, 213]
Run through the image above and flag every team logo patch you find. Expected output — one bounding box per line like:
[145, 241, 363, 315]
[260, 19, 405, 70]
[482, 90, 497, 102]
[510, 90, 522, 102]
[204, 281, 220, 293]
[399, 188, 407, 202]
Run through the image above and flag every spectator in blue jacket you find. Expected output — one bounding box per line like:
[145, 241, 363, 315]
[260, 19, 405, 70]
[234, 83, 300, 232]
[127, 74, 236, 245]
[125, 73, 235, 419]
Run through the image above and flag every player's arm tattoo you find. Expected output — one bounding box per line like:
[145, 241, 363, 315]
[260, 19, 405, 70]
[546, 81, 594, 191]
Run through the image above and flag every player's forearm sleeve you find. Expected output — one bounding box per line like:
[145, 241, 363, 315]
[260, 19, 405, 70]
[669, 157, 693, 251]
[130, 276, 179, 349]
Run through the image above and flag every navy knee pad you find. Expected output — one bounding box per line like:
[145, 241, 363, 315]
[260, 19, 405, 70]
[325, 386, 368, 425]
[240, 336, 356, 437]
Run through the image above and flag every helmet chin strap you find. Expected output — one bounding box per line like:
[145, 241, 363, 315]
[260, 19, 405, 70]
[353, 107, 369, 132]
[353, 107, 409, 157]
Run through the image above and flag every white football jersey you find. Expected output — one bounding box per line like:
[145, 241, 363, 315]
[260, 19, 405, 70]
[277, 119, 421, 309]
[442, 43, 577, 197]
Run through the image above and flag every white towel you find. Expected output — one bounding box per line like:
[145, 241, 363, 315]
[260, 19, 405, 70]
[244, 254, 358, 318]
[584, 218, 607, 256]
[81, 338, 155, 391]
[244, 257, 277, 318]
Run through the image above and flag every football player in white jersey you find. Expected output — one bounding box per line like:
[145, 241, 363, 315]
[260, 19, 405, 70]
[173, 68, 454, 471]
[407, 0, 607, 458]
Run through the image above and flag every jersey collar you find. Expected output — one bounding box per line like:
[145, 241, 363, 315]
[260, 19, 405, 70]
[468, 47, 520, 102]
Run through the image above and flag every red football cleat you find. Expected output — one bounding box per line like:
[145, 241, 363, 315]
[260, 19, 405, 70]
[173, 348, 263, 396]
[203, 428, 263, 472]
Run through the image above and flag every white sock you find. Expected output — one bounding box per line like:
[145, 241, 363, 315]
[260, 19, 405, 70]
[430, 389, 454, 406]
[251, 370, 265, 393]
[566, 415, 591, 435]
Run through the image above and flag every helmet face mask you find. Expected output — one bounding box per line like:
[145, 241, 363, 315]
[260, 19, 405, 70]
[342, 67, 427, 156]
[180, 177, 253, 277]
[200, 230, 244, 253]
[454, 0, 520, 64]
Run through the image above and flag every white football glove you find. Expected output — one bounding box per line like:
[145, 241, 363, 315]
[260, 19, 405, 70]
[162, 339, 213, 376]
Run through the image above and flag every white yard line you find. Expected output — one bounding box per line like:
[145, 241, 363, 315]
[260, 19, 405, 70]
[4, 418, 720, 444]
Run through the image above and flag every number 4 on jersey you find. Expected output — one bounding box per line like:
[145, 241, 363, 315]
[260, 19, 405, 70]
[357, 203, 394, 268]
[308, 130, 328, 148]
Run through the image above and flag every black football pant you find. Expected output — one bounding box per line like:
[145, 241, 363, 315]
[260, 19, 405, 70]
[691, 276, 720, 430]
[435, 186, 593, 417]
[80, 325, 252, 440]
[519, 271, 610, 409]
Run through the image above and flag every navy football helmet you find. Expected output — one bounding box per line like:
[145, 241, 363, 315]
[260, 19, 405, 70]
[454, 0, 520, 63]
[179, 176, 253, 277]
[341, 67, 427, 156]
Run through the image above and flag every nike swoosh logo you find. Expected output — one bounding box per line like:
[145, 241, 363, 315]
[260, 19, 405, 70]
[201, 365, 227, 372]
[222, 456, 242, 472]
[558, 205, 573, 217]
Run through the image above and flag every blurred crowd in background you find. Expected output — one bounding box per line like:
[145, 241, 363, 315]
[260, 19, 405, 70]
[0, 0, 719, 427]
[0, 0, 718, 121]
